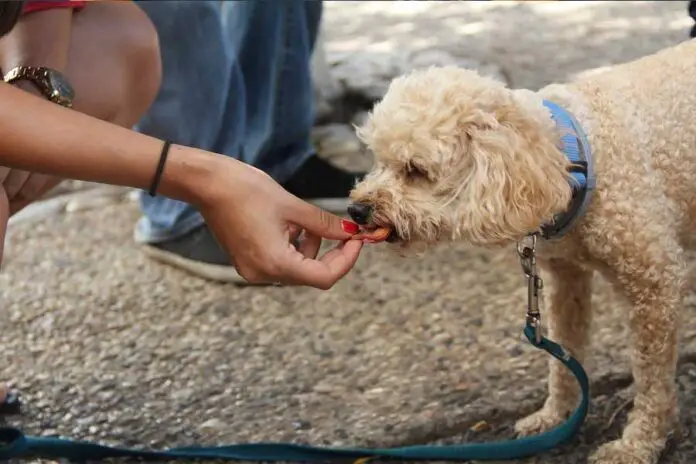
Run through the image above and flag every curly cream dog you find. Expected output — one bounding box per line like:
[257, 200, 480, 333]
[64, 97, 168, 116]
[348, 38, 696, 464]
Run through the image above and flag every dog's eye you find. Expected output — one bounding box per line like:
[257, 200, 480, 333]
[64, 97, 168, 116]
[405, 162, 430, 181]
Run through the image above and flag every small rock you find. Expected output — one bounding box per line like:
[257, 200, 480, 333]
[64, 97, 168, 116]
[328, 50, 410, 101]
[312, 124, 362, 159]
[313, 383, 339, 394]
[292, 420, 312, 431]
[453, 382, 471, 392]
[8, 195, 68, 226]
[432, 332, 454, 345]
[365, 387, 386, 396]
[76, 416, 95, 426]
[41, 428, 60, 437]
[199, 418, 226, 432]
[126, 189, 141, 203]
[171, 388, 196, 401]
[470, 420, 490, 432]
[508, 346, 525, 358]
[65, 194, 119, 213]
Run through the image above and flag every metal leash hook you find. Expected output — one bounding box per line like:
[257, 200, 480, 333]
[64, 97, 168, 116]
[517, 234, 544, 344]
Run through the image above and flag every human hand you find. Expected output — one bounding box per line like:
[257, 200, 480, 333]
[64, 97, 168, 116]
[190, 155, 364, 289]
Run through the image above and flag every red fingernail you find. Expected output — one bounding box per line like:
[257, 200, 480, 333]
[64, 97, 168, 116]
[341, 219, 359, 234]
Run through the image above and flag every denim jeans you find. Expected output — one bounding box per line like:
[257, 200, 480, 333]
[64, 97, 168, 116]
[133, 0, 321, 243]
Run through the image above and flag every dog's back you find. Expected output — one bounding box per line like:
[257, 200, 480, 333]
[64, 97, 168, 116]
[565, 38, 696, 238]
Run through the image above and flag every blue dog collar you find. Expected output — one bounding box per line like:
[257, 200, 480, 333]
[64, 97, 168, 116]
[539, 99, 595, 239]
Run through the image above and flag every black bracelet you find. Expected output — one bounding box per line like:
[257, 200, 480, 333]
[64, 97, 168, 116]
[148, 141, 172, 197]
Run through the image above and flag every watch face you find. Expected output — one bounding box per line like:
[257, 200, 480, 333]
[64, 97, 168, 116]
[48, 71, 75, 101]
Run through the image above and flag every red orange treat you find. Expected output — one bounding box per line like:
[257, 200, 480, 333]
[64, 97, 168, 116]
[354, 226, 392, 243]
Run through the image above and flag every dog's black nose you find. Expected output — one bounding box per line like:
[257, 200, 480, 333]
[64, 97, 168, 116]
[347, 203, 373, 225]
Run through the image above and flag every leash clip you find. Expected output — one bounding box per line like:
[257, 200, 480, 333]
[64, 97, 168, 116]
[517, 235, 544, 344]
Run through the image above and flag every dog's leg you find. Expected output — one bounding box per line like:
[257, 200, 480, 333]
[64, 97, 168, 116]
[514, 258, 593, 436]
[587, 220, 684, 464]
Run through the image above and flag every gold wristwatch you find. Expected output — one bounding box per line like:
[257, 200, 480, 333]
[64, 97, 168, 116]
[3, 65, 75, 108]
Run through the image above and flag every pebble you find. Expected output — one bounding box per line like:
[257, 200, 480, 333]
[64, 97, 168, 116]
[199, 418, 226, 432]
[470, 420, 490, 433]
[292, 420, 312, 431]
[313, 383, 340, 394]
[65, 192, 122, 213]
[8, 196, 68, 226]
[125, 189, 141, 203]
[312, 124, 363, 160]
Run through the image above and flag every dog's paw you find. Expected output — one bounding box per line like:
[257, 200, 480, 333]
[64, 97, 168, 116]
[589, 439, 660, 464]
[514, 408, 565, 437]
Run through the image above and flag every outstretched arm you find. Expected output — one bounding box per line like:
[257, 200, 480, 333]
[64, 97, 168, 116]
[0, 82, 364, 288]
[0, 81, 205, 202]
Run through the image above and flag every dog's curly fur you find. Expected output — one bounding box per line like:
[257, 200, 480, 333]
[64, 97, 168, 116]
[349, 38, 696, 463]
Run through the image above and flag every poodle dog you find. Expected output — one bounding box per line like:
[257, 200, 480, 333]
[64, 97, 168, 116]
[348, 37, 696, 464]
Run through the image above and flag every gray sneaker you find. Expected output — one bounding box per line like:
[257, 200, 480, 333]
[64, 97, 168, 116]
[141, 225, 307, 285]
[141, 226, 253, 284]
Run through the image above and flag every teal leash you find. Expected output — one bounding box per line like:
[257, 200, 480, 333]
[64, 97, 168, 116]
[0, 237, 590, 462]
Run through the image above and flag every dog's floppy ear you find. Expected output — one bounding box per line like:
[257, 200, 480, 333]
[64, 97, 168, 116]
[452, 102, 574, 243]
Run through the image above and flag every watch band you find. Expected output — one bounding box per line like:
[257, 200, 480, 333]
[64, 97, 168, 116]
[4, 65, 45, 85]
[3, 65, 73, 108]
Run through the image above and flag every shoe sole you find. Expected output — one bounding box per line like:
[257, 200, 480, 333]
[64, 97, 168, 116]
[141, 245, 278, 285]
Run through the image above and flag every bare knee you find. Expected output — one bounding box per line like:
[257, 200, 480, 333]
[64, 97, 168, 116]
[68, 2, 161, 127]
[117, 4, 162, 127]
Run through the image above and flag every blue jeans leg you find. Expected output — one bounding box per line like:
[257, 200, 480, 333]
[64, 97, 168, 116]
[133, 0, 321, 244]
[218, 0, 322, 181]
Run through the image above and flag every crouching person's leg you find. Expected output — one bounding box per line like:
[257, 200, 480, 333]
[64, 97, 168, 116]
[0, 1, 162, 213]
[0, 1, 162, 412]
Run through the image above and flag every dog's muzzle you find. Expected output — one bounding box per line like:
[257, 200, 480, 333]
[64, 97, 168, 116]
[347, 202, 400, 243]
[347, 203, 373, 225]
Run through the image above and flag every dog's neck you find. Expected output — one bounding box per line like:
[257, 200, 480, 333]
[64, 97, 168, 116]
[512, 87, 595, 241]
[538, 100, 594, 239]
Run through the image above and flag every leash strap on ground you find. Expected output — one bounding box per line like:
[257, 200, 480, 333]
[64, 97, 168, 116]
[0, 325, 589, 462]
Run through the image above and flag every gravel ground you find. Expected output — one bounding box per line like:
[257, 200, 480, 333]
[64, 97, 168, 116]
[3, 2, 696, 463]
